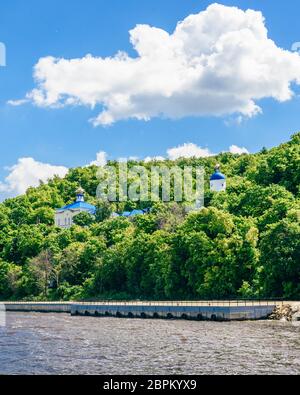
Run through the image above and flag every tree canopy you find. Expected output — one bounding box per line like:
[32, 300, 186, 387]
[0, 132, 299, 300]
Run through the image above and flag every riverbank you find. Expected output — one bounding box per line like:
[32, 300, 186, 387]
[269, 303, 300, 322]
[0, 301, 280, 321]
[3, 301, 300, 321]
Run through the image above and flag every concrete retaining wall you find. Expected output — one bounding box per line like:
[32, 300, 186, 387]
[71, 303, 275, 321]
[2, 302, 276, 321]
[4, 302, 71, 313]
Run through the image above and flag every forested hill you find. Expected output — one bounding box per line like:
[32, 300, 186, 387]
[0, 133, 299, 301]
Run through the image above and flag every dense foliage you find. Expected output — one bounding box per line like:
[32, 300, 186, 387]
[0, 133, 299, 301]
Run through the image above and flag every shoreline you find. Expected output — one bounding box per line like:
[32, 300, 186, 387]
[269, 303, 300, 322]
[2, 300, 297, 321]
[2, 301, 300, 322]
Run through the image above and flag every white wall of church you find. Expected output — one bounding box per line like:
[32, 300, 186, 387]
[55, 209, 82, 228]
[210, 180, 226, 192]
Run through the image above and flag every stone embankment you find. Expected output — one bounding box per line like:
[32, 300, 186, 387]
[270, 303, 300, 322]
[3, 301, 276, 321]
[4, 301, 300, 322]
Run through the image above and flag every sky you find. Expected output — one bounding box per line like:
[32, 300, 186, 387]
[0, 0, 300, 199]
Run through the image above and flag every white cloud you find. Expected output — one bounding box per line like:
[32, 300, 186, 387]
[15, 3, 300, 126]
[89, 145, 214, 164]
[7, 99, 29, 106]
[88, 151, 107, 167]
[229, 145, 249, 155]
[167, 143, 214, 160]
[0, 151, 110, 199]
[117, 156, 140, 163]
[224, 115, 244, 127]
[0, 158, 68, 197]
[144, 156, 165, 163]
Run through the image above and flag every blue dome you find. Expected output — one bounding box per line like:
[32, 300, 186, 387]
[210, 171, 226, 181]
[57, 201, 96, 215]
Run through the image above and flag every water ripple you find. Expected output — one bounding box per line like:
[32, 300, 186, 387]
[0, 312, 299, 375]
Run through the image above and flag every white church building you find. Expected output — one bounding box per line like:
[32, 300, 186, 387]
[210, 165, 226, 192]
[55, 187, 96, 228]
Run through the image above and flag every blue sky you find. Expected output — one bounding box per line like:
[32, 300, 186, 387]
[0, 0, 300, 198]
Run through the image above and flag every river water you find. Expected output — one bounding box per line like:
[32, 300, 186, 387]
[0, 312, 299, 375]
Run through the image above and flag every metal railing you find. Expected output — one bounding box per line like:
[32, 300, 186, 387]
[1, 301, 71, 305]
[73, 300, 284, 307]
[2, 300, 298, 307]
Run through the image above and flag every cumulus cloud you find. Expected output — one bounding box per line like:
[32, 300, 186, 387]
[167, 143, 213, 160]
[0, 150, 110, 198]
[142, 143, 213, 162]
[229, 145, 249, 155]
[15, 3, 300, 126]
[88, 151, 108, 167]
[0, 151, 108, 199]
[144, 142, 250, 161]
[144, 156, 165, 163]
[0, 158, 68, 197]
[117, 156, 140, 163]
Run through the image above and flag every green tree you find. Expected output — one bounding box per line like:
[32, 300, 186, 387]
[30, 207, 55, 225]
[95, 200, 112, 222]
[58, 242, 86, 285]
[28, 250, 54, 297]
[3, 225, 44, 265]
[260, 218, 300, 298]
[73, 212, 95, 227]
